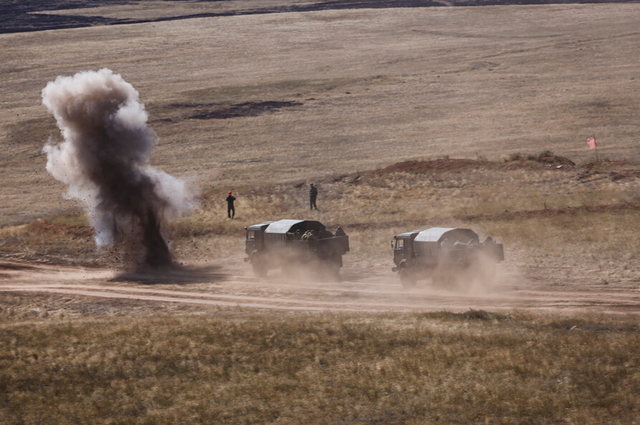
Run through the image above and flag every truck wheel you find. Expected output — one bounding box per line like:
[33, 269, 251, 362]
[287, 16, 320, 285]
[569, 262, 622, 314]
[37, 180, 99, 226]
[326, 256, 341, 281]
[252, 261, 268, 278]
[400, 269, 417, 288]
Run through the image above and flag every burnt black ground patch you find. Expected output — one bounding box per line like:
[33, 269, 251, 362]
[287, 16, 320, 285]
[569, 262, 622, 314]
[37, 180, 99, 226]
[0, 0, 129, 33]
[188, 101, 303, 120]
[1, 0, 637, 34]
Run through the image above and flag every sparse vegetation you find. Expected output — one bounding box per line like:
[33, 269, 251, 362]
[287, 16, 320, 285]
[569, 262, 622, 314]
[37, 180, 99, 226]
[3, 1, 640, 423]
[501, 150, 575, 166]
[3, 153, 640, 282]
[1, 297, 640, 424]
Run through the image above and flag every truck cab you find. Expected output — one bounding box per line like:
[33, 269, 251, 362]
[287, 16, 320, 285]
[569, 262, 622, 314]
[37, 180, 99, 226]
[245, 221, 272, 258]
[392, 230, 420, 272]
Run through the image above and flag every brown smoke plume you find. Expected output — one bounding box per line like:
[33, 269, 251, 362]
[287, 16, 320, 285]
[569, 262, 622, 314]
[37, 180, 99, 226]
[42, 69, 193, 269]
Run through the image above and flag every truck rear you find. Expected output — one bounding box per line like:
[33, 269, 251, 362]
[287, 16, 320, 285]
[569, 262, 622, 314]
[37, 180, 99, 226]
[245, 219, 349, 278]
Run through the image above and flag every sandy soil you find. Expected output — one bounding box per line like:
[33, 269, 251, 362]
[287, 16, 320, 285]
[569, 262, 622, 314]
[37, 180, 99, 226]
[3, 2, 640, 316]
[4, 3, 640, 226]
[2, 258, 638, 315]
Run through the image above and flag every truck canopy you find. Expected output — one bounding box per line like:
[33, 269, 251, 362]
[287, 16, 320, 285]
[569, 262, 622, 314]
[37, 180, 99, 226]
[247, 221, 273, 232]
[414, 227, 479, 244]
[265, 219, 325, 235]
[394, 230, 422, 239]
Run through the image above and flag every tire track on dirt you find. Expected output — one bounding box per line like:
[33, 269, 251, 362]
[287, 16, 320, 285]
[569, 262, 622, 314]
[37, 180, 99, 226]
[0, 283, 429, 311]
[3, 261, 640, 313]
[0, 286, 376, 312]
[3, 281, 640, 314]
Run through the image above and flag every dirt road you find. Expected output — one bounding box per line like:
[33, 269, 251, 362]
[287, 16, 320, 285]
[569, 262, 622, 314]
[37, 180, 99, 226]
[2, 258, 639, 315]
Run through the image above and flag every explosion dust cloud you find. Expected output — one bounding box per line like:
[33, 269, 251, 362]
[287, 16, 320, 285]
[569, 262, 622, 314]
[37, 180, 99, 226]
[42, 69, 193, 269]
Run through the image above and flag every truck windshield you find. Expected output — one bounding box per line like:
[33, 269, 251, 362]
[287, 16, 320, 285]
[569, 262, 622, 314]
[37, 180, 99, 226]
[247, 230, 256, 241]
[395, 239, 404, 250]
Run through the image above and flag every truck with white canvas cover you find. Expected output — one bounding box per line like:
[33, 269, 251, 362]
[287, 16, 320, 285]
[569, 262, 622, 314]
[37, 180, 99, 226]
[391, 227, 503, 288]
[245, 219, 349, 278]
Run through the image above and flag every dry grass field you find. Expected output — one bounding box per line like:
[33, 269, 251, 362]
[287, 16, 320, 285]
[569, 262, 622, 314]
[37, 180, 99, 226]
[3, 297, 640, 424]
[2, 0, 640, 423]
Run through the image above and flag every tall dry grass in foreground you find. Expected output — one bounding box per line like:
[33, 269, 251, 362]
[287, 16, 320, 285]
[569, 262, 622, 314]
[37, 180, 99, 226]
[1, 296, 639, 424]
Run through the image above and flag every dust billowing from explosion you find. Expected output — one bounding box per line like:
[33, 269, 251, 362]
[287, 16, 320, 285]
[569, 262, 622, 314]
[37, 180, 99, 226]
[42, 69, 194, 270]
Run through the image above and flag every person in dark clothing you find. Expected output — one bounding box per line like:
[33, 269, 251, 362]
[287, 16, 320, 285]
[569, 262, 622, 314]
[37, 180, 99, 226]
[309, 183, 318, 210]
[226, 191, 236, 219]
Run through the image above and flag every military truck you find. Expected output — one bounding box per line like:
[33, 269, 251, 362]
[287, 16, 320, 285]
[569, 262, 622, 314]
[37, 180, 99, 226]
[245, 219, 349, 278]
[391, 227, 503, 288]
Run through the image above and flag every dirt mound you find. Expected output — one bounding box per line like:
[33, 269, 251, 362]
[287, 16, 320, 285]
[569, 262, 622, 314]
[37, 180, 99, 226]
[501, 151, 575, 167]
[372, 154, 576, 176]
[374, 159, 492, 175]
[577, 167, 640, 182]
[582, 160, 632, 170]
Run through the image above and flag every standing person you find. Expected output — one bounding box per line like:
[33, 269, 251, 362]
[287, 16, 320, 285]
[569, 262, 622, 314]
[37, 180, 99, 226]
[226, 191, 236, 219]
[309, 183, 318, 211]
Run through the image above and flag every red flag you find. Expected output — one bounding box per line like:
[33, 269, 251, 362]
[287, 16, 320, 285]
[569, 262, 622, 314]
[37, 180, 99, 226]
[587, 136, 596, 149]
